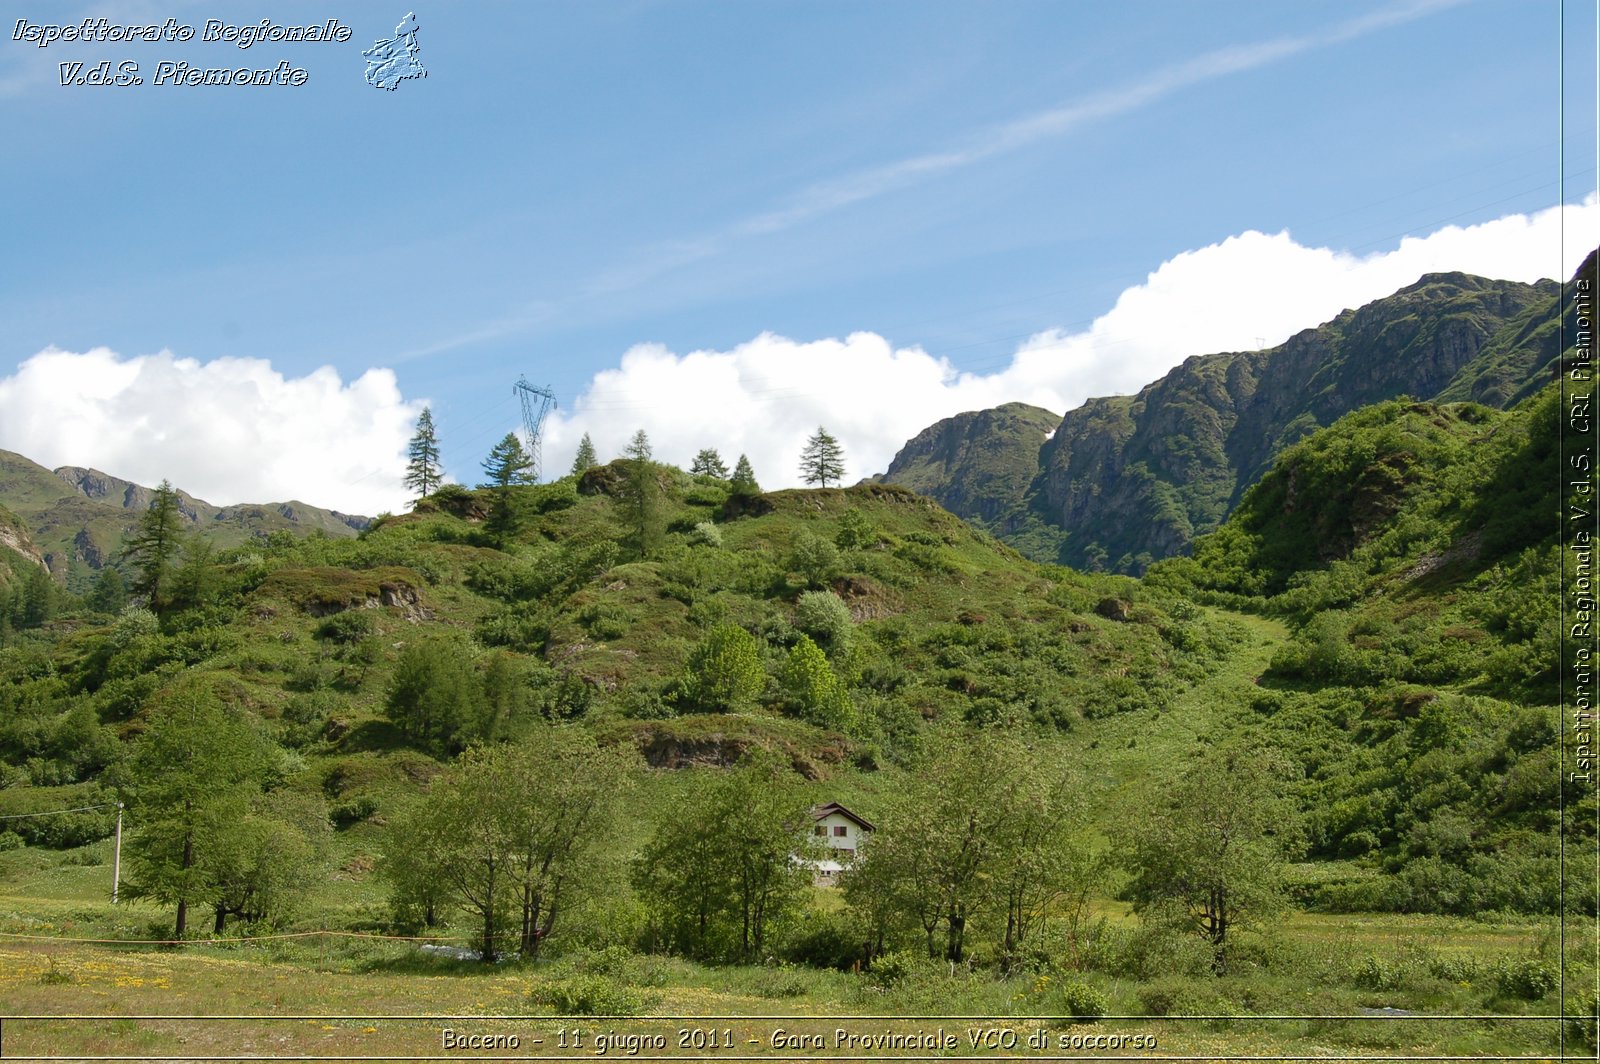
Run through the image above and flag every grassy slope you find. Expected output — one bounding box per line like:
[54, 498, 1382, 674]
[0, 434, 1580, 1056]
[1147, 383, 1576, 916]
[0, 449, 366, 591]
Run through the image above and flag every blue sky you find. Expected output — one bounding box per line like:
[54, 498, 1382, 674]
[0, 0, 1595, 512]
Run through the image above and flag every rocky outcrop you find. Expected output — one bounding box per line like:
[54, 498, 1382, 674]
[71, 527, 106, 569]
[0, 511, 46, 570]
[879, 267, 1571, 573]
[1028, 272, 1557, 571]
[873, 402, 1059, 526]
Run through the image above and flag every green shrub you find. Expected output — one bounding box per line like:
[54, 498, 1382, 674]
[1492, 958, 1557, 1000]
[331, 794, 380, 826]
[526, 480, 580, 514]
[782, 908, 863, 970]
[1566, 990, 1598, 1050]
[476, 603, 549, 652]
[579, 603, 630, 641]
[789, 532, 842, 588]
[794, 590, 853, 657]
[1054, 981, 1109, 1022]
[865, 949, 930, 989]
[529, 974, 652, 1016]
[1136, 976, 1210, 1017]
[314, 610, 375, 644]
[751, 965, 812, 999]
[571, 944, 635, 977]
[1352, 955, 1407, 991]
[1425, 954, 1482, 983]
[688, 521, 723, 548]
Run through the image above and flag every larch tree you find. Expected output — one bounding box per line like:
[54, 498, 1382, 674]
[729, 454, 760, 497]
[570, 433, 599, 476]
[404, 407, 444, 501]
[123, 688, 268, 937]
[798, 427, 846, 487]
[121, 480, 185, 613]
[481, 432, 534, 543]
[690, 448, 730, 478]
[620, 429, 664, 558]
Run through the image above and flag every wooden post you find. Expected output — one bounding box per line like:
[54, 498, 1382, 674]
[111, 803, 123, 905]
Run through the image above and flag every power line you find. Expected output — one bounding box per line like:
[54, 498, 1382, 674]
[558, 178, 1598, 419]
[0, 802, 118, 821]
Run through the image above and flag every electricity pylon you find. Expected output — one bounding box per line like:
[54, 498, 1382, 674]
[514, 377, 557, 483]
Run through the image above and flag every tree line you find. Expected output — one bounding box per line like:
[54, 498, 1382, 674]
[362, 725, 1295, 972]
[402, 406, 846, 509]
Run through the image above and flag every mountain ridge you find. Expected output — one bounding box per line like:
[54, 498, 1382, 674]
[876, 261, 1587, 572]
[0, 448, 371, 587]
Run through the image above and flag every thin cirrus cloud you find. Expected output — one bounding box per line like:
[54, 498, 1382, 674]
[406, 0, 1471, 360]
[541, 195, 1596, 494]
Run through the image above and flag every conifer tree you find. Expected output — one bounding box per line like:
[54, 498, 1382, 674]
[481, 433, 534, 543]
[89, 566, 127, 615]
[621, 429, 663, 559]
[125, 689, 268, 937]
[482, 433, 534, 488]
[404, 407, 444, 501]
[570, 433, 598, 476]
[122, 480, 185, 612]
[799, 427, 846, 487]
[729, 454, 760, 496]
[624, 429, 653, 463]
[690, 448, 729, 478]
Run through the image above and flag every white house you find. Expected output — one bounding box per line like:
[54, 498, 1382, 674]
[802, 802, 875, 886]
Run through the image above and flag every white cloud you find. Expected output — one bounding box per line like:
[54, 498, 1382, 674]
[0, 348, 422, 515]
[544, 195, 1598, 488]
[5, 197, 1590, 515]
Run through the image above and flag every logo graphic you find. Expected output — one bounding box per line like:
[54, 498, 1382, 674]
[363, 12, 426, 90]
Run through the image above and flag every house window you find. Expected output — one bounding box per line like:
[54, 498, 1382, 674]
[814, 826, 826, 836]
[833, 825, 847, 837]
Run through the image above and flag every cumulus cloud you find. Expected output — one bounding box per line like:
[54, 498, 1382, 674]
[0, 348, 422, 515]
[4, 198, 1590, 515]
[545, 195, 1598, 488]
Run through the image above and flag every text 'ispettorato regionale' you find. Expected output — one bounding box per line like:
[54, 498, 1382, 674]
[13, 18, 353, 87]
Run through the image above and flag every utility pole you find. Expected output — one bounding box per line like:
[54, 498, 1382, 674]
[111, 802, 123, 905]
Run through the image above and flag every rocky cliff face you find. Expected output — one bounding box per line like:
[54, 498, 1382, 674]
[1031, 272, 1558, 571]
[0, 507, 46, 570]
[55, 466, 206, 522]
[1030, 273, 1555, 572]
[873, 402, 1060, 526]
[876, 266, 1576, 573]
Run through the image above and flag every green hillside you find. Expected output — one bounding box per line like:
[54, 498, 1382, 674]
[872, 401, 1060, 525]
[0, 388, 1581, 1057]
[0, 449, 370, 592]
[1149, 381, 1576, 913]
[876, 260, 1591, 574]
